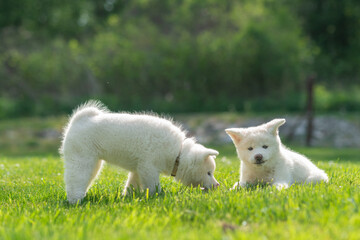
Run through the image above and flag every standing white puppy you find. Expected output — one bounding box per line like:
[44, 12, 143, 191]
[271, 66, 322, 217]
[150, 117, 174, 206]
[60, 101, 220, 204]
[225, 119, 328, 190]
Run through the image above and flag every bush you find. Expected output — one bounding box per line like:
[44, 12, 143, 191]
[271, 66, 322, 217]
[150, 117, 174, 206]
[315, 84, 360, 112]
[1, 0, 351, 117]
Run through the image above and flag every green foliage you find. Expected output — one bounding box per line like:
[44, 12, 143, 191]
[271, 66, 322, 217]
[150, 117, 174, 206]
[315, 85, 360, 112]
[0, 0, 312, 116]
[289, 0, 360, 82]
[0, 0, 359, 117]
[0, 147, 359, 239]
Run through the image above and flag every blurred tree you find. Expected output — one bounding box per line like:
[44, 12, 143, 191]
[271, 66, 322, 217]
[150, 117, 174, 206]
[289, 0, 360, 83]
[0, 0, 359, 117]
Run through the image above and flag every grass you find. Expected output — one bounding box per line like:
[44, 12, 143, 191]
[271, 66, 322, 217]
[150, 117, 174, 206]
[0, 146, 359, 240]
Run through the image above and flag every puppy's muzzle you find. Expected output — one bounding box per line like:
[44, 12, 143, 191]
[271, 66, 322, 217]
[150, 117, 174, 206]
[254, 154, 265, 164]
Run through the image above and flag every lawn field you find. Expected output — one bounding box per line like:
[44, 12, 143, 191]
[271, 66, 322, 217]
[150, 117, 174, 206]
[0, 146, 359, 240]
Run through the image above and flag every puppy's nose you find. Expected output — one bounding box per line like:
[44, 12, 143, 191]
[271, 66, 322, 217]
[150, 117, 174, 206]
[215, 183, 220, 188]
[255, 154, 263, 162]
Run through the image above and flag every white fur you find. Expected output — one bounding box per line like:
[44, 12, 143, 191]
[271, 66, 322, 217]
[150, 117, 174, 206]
[226, 119, 328, 190]
[60, 101, 219, 204]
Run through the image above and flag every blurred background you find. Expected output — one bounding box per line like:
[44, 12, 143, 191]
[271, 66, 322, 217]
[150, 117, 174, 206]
[0, 0, 359, 155]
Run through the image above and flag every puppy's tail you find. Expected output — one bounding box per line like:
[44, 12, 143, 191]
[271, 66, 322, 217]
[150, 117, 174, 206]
[60, 100, 109, 155]
[70, 100, 109, 122]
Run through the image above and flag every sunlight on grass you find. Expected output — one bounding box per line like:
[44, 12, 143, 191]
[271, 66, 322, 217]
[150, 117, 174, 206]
[0, 147, 359, 239]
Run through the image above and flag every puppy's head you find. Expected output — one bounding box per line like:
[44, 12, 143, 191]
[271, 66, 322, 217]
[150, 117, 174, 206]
[177, 139, 220, 190]
[225, 119, 285, 166]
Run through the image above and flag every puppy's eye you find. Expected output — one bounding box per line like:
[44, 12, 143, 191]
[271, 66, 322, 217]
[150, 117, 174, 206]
[207, 171, 211, 176]
[263, 145, 268, 149]
[248, 147, 253, 151]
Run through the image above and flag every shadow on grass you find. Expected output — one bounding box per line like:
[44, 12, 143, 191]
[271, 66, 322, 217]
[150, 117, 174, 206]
[231, 182, 271, 191]
[61, 184, 222, 206]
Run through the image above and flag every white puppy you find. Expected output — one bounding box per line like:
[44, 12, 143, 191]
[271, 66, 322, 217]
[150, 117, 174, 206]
[225, 119, 328, 190]
[60, 101, 219, 204]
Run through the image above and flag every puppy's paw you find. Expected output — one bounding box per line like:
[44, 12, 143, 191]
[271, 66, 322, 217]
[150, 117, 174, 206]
[230, 181, 246, 190]
[273, 182, 289, 190]
[122, 188, 132, 196]
[67, 197, 83, 205]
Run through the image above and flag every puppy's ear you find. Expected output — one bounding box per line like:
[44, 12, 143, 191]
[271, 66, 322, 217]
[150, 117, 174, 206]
[265, 119, 286, 135]
[202, 148, 219, 160]
[207, 148, 219, 157]
[225, 128, 244, 144]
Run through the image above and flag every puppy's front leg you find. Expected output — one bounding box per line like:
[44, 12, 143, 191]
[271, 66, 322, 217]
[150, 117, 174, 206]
[272, 171, 291, 190]
[138, 166, 161, 195]
[272, 165, 292, 190]
[231, 166, 252, 190]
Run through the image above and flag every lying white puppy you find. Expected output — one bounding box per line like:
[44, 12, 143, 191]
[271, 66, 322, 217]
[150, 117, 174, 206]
[225, 119, 328, 190]
[60, 101, 219, 204]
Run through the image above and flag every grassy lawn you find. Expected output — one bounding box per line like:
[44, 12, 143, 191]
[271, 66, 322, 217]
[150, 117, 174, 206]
[0, 146, 359, 240]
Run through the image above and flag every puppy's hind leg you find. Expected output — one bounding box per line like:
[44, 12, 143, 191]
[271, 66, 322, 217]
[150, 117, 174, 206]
[64, 155, 103, 204]
[306, 171, 329, 185]
[123, 172, 141, 196]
